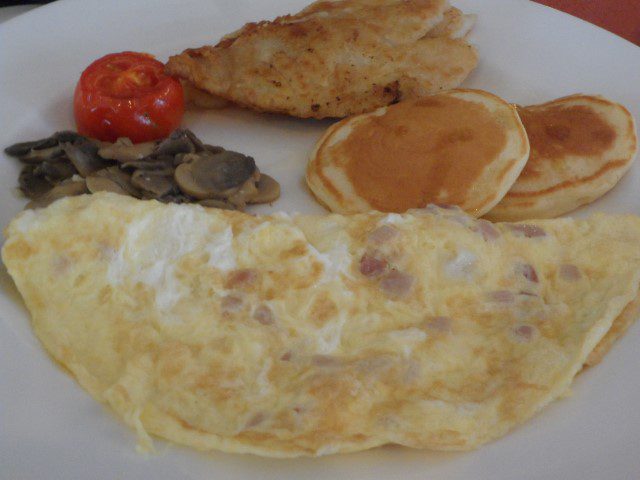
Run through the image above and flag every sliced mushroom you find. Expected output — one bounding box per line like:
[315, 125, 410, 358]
[86, 176, 129, 195]
[174, 152, 199, 167]
[198, 198, 238, 210]
[228, 173, 261, 209]
[204, 144, 225, 154]
[159, 192, 194, 204]
[86, 167, 140, 197]
[97, 137, 156, 162]
[7, 129, 280, 211]
[53, 131, 85, 144]
[18, 165, 54, 199]
[173, 147, 224, 166]
[62, 140, 107, 177]
[5, 136, 59, 157]
[121, 155, 174, 174]
[184, 129, 207, 151]
[26, 179, 88, 209]
[19, 145, 66, 164]
[155, 129, 197, 156]
[131, 170, 175, 198]
[34, 161, 77, 182]
[174, 150, 257, 200]
[4, 131, 83, 158]
[249, 174, 281, 204]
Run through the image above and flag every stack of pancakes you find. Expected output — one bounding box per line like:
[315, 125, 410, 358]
[307, 91, 637, 219]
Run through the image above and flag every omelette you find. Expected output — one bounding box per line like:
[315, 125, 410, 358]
[3, 193, 640, 457]
[306, 89, 530, 216]
[165, 0, 478, 118]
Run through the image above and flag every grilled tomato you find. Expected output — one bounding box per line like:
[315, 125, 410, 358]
[73, 52, 184, 143]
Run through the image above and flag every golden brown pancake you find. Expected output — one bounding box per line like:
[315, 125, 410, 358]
[486, 94, 638, 221]
[306, 89, 530, 216]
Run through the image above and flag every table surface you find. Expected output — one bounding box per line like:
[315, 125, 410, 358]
[534, 0, 640, 46]
[1, 1, 639, 46]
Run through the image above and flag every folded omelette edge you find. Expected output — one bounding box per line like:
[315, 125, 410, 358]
[3, 193, 640, 457]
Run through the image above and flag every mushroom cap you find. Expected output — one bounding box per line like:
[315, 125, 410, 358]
[26, 180, 88, 209]
[87, 167, 141, 197]
[62, 140, 108, 177]
[250, 174, 281, 204]
[98, 137, 157, 162]
[174, 150, 257, 200]
[131, 170, 175, 198]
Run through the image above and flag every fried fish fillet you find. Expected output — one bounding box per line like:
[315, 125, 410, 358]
[4, 193, 640, 457]
[426, 7, 476, 39]
[165, 0, 478, 118]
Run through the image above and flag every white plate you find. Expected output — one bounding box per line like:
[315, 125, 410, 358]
[1, 1, 639, 478]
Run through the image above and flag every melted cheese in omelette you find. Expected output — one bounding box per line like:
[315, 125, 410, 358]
[3, 193, 640, 457]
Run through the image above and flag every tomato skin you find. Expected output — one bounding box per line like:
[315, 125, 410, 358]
[73, 52, 184, 143]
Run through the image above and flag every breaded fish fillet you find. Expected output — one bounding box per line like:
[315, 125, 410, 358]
[165, 0, 478, 118]
[426, 7, 477, 39]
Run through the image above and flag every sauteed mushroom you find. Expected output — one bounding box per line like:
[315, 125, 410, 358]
[5, 129, 280, 210]
[34, 161, 77, 182]
[250, 174, 281, 204]
[62, 140, 107, 177]
[26, 179, 88, 209]
[87, 167, 141, 197]
[98, 137, 156, 162]
[4, 131, 81, 157]
[198, 198, 238, 210]
[18, 166, 54, 199]
[131, 170, 175, 198]
[121, 156, 175, 174]
[174, 151, 258, 200]
[155, 129, 198, 156]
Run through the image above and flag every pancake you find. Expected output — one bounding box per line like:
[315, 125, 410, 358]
[306, 89, 530, 216]
[486, 94, 638, 221]
[4, 193, 640, 457]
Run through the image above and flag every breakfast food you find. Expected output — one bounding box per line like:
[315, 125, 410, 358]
[486, 95, 637, 221]
[74, 52, 185, 143]
[585, 292, 640, 367]
[4, 129, 279, 210]
[165, 0, 478, 119]
[306, 89, 529, 216]
[4, 193, 640, 457]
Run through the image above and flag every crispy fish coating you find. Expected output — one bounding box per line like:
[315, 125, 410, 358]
[165, 0, 478, 118]
[426, 7, 477, 38]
